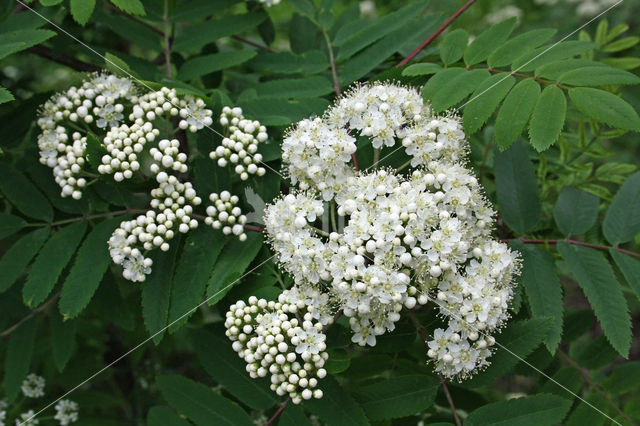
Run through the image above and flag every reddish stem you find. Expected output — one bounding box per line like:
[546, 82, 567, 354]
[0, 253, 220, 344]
[398, 0, 477, 67]
[265, 398, 290, 426]
[243, 224, 265, 233]
[504, 238, 640, 259]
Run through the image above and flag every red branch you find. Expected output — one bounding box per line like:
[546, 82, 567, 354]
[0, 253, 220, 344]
[265, 398, 290, 426]
[398, 0, 477, 66]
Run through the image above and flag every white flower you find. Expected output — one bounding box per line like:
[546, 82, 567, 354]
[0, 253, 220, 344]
[54, 400, 79, 425]
[16, 410, 38, 426]
[21, 374, 45, 398]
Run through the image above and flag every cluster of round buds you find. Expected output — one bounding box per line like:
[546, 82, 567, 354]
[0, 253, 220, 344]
[149, 139, 188, 174]
[36, 73, 135, 197]
[204, 191, 247, 241]
[225, 291, 329, 404]
[98, 122, 155, 181]
[21, 374, 45, 398]
[210, 106, 267, 180]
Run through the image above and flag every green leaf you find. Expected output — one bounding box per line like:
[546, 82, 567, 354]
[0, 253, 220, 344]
[463, 18, 517, 66]
[353, 375, 439, 420]
[167, 227, 226, 333]
[339, 14, 440, 85]
[429, 69, 490, 112]
[602, 36, 640, 52]
[488, 28, 557, 68]
[465, 394, 571, 426]
[156, 374, 253, 426]
[462, 73, 515, 134]
[610, 250, 640, 303]
[553, 187, 599, 236]
[494, 79, 541, 150]
[512, 242, 563, 354]
[0, 227, 49, 293]
[206, 232, 264, 305]
[557, 242, 631, 357]
[50, 312, 76, 372]
[255, 76, 334, 99]
[602, 172, 640, 244]
[466, 318, 552, 387]
[422, 68, 466, 101]
[0, 86, 14, 104]
[493, 140, 541, 234]
[565, 391, 608, 426]
[0, 29, 56, 60]
[190, 329, 278, 410]
[2, 318, 38, 401]
[23, 222, 87, 308]
[147, 406, 192, 426]
[603, 361, 640, 396]
[288, 0, 316, 19]
[305, 376, 369, 426]
[0, 162, 53, 221]
[601, 57, 640, 70]
[141, 239, 181, 344]
[439, 29, 468, 65]
[569, 87, 640, 132]
[511, 41, 596, 72]
[539, 366, 582, 398]
[558, 66, 640, 86]
[109, 0, 146, 16]
[172, 13, 267, 53]
[336, 2, 429, 62]
[528, 85, 566, 151]
[402, 62, 442, 77]
[58, 218, 122, 318]
[534, 59, 607, 80]
[178, 50, 257, 80]
[573, 334, 618, 369]
[70, 0, 96, 26]
[249, 50, 329, 75]
[0, 213, 27, 240]
[239, 97, 330, 126]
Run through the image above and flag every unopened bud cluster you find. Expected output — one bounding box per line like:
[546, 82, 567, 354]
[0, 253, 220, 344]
[0, 374, 78, 426]
[210, 106, 267, 180]
[225, 289, 332, 404]
[204, 191, 248, 241]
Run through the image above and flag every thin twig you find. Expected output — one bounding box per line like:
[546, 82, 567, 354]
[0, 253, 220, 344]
[503, 238, 640, 259]
[559, 351, 632, 424]
[1, 292, 60, 338]
[408, 311, 462, 426]
[265, 397, 290, 426]
[27, 46, 100, 72]
[243, 224, 265, 233]
[232, 35, 276, 52]
[322, 29, 341, 97]
[398, 0, 477, 66]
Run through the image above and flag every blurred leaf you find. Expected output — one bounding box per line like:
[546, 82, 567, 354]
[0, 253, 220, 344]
[305, 376, 369, 426]
[353, 375, 439, 420]
[70, 0, 96, 26]
[464, 18, 517, 66]
[2, 318, 37, 401]
[206, 232, 264, 305]
[553, 187, 599, 236]
[0, 162, 53, 221]
[50, 311, 76, 372]
[539, 366, 582, 398]
[249, 50, 329, 74]
[0, 213, 27, 240]
[0, 29, 56, 60]
[573, 334, 618, 369]
[488, 28, 557, 68]
[601, 57, 640, 70]
[0, 227, 49, 293]
[157, 374, 253, 426]
[529, 85, 566, 151]
[0, 86, 14, 104]
[255, 76, 333, 99]
[602, 362, 640, 396]
[178, 50, 257, 81]
[59, 217, 122, 318]
[439, 28, 468, 66]
[494, 79, 540, 150]
[610, 250, 640, 303]
[602, 36, 639, 52]
[23, 222, 87, 308]
[239, 97, 330, 126]
[463, 73, 515, 134]
[565, 391, 608, 426]
[288, 0, 316, 19]
[465, 394, 571, 426]
[109, 0, 146, 16]
[190, 329, 278, 410]
[569, 87, 640, 132]
[146, 406, 191, 426]
[512, 242, 563, 354]
[602, 172, 640, 245]
[557, 242, 631, 357]
[168, 227, 226, 333]
[494, 140, 541, 234]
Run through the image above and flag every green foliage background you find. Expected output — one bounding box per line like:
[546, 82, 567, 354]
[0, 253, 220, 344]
[1, 0, 640, 425]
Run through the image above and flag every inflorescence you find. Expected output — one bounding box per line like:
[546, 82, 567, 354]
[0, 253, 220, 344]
[226, 82, 521, 399]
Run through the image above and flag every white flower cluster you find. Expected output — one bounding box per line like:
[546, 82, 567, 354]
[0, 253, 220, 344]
[204, 191, 248, 241]
[210, 106, 267, 180]
[260, 82, 520, 380]
[21, 374, 45, 398]
[37, 73, 136, 198]
[17, 411, 38, 426]
[257, 0, 281, 6]
[225, 289, 331, 404]
[54, 400, 79, 426]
